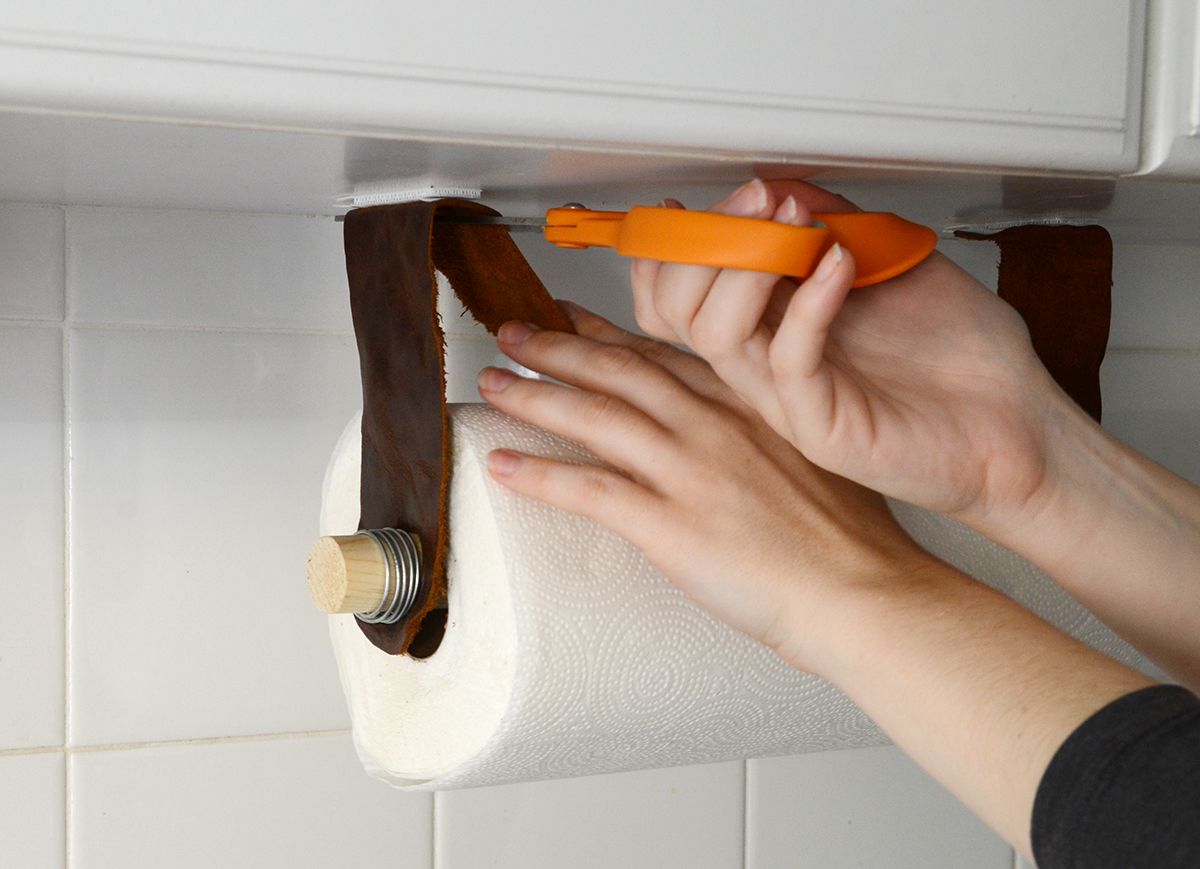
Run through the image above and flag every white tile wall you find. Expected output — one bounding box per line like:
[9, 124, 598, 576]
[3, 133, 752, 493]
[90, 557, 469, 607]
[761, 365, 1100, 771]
[0, 204, 64, 321]
[67, 208, 352, 331]
[747, 747, 1012, 869]
[1101, 352, 1200, 485]
[1110, 243, 1200, 350]
[436, 763, 744, 869]
[0, 327, 63, 750]
[70, 734, 430, 869]
[0, 203, 434, 869]
[68, 328, 359, 745]
[0, 753, 65, 868]
[0, 200, 1193, 869]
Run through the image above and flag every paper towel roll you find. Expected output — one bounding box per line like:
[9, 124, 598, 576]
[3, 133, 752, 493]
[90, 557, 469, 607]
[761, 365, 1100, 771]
[321, 405, 1149, 790]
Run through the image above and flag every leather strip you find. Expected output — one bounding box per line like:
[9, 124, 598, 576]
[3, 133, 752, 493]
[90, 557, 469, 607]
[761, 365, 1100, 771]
[957, 225, 1112, 422]
[344, 200, 573, 655]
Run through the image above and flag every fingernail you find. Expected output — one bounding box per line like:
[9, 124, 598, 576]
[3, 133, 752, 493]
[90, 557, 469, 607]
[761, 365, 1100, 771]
[488, 450, 522, 477]
[718, 179, 768, 217]
[478, 367, 518, 393]
[498, 321, 539, 345]
[773, 195, 801, 225]
[809, 243, 843, 284]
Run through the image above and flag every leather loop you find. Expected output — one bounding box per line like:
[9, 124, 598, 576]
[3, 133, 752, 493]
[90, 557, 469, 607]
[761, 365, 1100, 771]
[343, 200, 573, 655]
[958, 225, 1112, 422]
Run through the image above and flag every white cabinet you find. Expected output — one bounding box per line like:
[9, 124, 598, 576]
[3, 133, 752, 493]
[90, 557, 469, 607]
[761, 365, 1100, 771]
[1141, 0, 1200, 177]
[0, 1, 1145, 180]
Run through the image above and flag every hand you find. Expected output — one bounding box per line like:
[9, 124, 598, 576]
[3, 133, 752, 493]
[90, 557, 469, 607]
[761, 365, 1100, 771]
[631, 179, 1065, 527]
[474, 305, 1158, 863]
[475, 302, 931, 674]
[632, 180, 1200, 689]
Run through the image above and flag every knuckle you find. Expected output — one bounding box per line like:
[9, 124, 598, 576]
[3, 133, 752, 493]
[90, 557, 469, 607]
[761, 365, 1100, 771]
[630, 258, 655, 288]
[632, 294, 672, 337]
[629, 335, 675, 366]
[767, 342, 799, 379]
[523, 325, 564, 354]
[641, 319, 678, 344]
[689, 318, 736, 361]
[578, 392, 626, 429]
[653, 299, 691, 337]
[592, 344, 642, 379]
[576, 468, 615, 503]
[632, 307, 656, 335]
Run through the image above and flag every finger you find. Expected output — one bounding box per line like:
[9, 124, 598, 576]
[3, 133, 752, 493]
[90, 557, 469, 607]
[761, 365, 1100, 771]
[762, 278, 800, 332]
[477, 366, 679, 481]
[486, 449, 666, 547]
[555, 299, 736, 405]
[683, 196, 810, 429]
[768, 243, 857, 440]
[759, 179, 861, 214]
[689, 195, 810, 358]
[494, 321, 705, 429]
[651, 179, 776, 343]
[630, 258, 676, 342]
[630, 198, 686, 341]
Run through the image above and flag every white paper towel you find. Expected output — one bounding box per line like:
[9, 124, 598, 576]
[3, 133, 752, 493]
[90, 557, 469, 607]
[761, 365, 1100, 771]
[321, 404, 1149, 790]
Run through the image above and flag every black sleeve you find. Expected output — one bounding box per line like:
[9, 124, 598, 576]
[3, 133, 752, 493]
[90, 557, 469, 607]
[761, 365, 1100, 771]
[1031, 684, 1200, 869]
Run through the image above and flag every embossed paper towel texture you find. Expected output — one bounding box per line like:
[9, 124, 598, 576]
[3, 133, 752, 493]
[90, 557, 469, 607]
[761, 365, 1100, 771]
[322, 405, 1149, 790]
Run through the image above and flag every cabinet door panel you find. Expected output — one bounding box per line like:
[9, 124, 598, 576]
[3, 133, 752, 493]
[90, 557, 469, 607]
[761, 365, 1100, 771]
[0, 1, 1143, 173]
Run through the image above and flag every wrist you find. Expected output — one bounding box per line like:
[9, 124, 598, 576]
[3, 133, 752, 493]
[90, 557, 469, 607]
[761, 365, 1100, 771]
[958, 388, 1200, 685]
[968, 388, 1194, 580]
[802, 550, 1154, 858]
[966, 388, 1111, 560]
[769, 546, 960, 681]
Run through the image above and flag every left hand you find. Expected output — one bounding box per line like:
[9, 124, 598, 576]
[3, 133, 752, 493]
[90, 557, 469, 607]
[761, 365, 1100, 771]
[475, 302, 933, 675]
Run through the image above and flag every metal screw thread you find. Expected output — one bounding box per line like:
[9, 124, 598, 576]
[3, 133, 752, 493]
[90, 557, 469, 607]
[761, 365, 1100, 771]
[355, 528, 423, 624]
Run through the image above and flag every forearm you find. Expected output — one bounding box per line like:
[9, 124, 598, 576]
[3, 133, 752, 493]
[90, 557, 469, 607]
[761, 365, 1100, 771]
[795, 559, 1155, 861]
[973, 393, 1200, 689]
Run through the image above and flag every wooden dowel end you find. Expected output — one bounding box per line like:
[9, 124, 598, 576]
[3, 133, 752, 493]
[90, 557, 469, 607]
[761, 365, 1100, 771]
[306, 534, 387, 615]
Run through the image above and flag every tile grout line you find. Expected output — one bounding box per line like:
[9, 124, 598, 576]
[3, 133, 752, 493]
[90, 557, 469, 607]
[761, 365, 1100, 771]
[62, 201, 344, 223]
[0, 729, 352, 759]
[67, 728, 353, 755]
[3, 724, 350, 758]
[0, 745, 67, 759]
[431, 790, 441, 869]
[741, 760, 750, 869]
[0, 317, 70, 329]
[1105, 346, 1200, 357]
[60, 203, 73, 869]
[59, 320, 357, 338]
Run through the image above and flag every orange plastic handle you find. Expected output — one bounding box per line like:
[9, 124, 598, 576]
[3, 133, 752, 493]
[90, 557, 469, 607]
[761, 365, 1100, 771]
[543, 207, 937, 288]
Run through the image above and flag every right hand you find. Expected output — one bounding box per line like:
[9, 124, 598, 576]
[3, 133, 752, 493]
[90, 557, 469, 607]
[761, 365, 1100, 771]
[631, 179, 1073, 527]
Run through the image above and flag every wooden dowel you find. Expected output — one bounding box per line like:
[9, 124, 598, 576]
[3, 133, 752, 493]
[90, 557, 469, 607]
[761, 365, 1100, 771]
[307, 534, 387, 615]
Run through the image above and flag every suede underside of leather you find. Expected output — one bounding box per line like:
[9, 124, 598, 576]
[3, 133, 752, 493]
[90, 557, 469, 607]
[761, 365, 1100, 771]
[344, 200, 573, 655]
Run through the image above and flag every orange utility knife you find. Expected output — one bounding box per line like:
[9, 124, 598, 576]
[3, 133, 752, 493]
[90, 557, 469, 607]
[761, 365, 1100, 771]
[451, 204, 938, 288]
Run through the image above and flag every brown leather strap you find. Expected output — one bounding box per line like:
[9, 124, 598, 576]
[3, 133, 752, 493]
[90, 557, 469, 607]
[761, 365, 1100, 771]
[343, 200, 573, 655]
[957, 225, 1113, 422]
